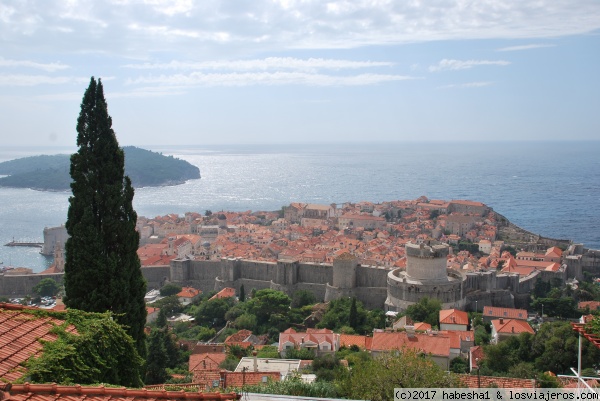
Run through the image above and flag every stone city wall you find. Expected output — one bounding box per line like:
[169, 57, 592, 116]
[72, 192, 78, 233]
[0, 273, 64, 298]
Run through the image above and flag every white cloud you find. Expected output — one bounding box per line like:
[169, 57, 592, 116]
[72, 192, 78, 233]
[0, 75, 88, 86]
[126, 71, 414, 87]
[123, 57, 394, 72]
[2, 1, 600, 56]
[496, 44, 556, 52]
[0, 58, 70, 72]
[440, 82, 494, 89]
[429, 59, 511, 72]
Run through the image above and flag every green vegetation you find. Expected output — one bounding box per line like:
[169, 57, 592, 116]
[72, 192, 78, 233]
[0, 147, 200, 191]
[337, 348, 461, 401]
[228, 373, 339, 398]
[316, 297, 385, 334]
[160, 283, 183, 296]
[64, 77, 147, 361]
[480, 321, 600, 377]
[33, 278, 61, 297]
[405, 296, 442, 327]
[24, 309, 143, 387]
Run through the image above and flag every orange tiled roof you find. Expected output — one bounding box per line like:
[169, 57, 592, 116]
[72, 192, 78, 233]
[441, 330, 474, 349]
[571, 319, 600, 350]
[458, 374, 536, 388]
[578, 301, 600, 311]
[413, 322, 432, 332]
[339, 334, 370, 349]
[210, 288, 236, 301]
[189, 353, 227, 372]
[439, 309, 469, 326]
[1, 383, 239, 401]
[0, 303, 77, 382]
[483, 306, 528, 320]
[370, 331, 450, 357]
[178, 287, 201, 298]
[492, 319, 534, 335]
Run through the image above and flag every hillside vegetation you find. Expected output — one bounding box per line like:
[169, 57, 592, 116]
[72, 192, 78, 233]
[0, 146, 200, 191]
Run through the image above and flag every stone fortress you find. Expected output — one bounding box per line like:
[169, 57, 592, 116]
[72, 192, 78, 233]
[2, 198, 600, 313]
[156, 239, 591, 311]
[1, 237, 598, 312]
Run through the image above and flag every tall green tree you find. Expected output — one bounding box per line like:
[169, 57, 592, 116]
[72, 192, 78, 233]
[145, 329, 169, 385]
[64, 77, 147, 358]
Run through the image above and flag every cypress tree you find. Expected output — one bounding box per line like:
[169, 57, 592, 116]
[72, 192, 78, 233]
[349, 297, 358, 330]
[64, 77, 147, 359]
[239, 284, 245, 302]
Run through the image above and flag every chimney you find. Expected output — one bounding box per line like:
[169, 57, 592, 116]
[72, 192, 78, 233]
[499, 318, 503, 324]
[511, 326, 515, 333]
[253, 350, 258, 372]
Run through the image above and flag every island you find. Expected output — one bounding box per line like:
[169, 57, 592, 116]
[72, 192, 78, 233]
[0, 146, 200, 191]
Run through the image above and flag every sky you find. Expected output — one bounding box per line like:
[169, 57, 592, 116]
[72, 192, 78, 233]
[1, 0, 600, 147]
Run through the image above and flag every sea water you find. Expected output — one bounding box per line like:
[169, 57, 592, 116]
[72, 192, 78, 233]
[1, 141, 598, 273]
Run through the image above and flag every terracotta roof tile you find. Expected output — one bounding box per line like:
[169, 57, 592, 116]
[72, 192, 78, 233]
[458, 374, 536, 388]
[370, 331, 450, 357]
[483, 306, 528, 320]
[0, 304, 76, 382]
[439, 309, 469, 326]
[1, 383, 239, 401]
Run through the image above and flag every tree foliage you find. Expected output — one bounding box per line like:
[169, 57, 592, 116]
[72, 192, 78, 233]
[25, 309, 143, 387]
[481, 322, 600, 376]
[160, 283, 183, 296]
[33, 278, 61, 297]
[291, 290, 316, 308]
[337, 348, 460, 401]
[194, 297, 235, 327]
[64, 77, 147, 359]
[316, 297, 383, 334]
[145, 329, 169, 385]
[405, 297, 442, 327]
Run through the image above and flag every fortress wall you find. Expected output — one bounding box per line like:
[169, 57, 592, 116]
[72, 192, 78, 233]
[581, 249, 600, 275]
[297, 263, 332, 284]
[141, 266, 170, 290]
[0, 273, 64, 298]
[464, 271, 497, 293]
[353, 287, 388, 310]
[356, 266, 389, 287]
[238, 260, 277, 282]
[466, 290, 515, 310]
[188, 260, 222, 280]
[293, 282, 327, 302]
[238, 278, 273, 292]
[332, 257, 356, 289]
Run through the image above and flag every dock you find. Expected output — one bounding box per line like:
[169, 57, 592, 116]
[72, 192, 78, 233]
[4, 241, 43, 248]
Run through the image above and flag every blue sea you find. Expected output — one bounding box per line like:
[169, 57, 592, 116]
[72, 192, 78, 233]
[1, 141, 599, 273]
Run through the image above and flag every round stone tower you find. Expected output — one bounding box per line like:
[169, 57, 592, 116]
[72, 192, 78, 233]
[405, 242, 450, 281]
[385, 241, 466, 311]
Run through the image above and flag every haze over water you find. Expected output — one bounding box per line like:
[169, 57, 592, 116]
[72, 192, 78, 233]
[1, 141, 598, 273]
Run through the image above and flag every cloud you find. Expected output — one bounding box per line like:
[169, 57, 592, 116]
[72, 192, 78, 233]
[0, 57, 70, 72]
[2, 1, 600, 56]
[496, 44, 556, 52]
[126, 71, 414, 87]
[0, 75, 88, 86]
[123, 57, 394, 72]
[429, 59, 511, 72]
[440, 82, 494, 89]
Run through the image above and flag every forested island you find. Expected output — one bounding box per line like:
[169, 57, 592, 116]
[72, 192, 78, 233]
[0, 146, 200, 191]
